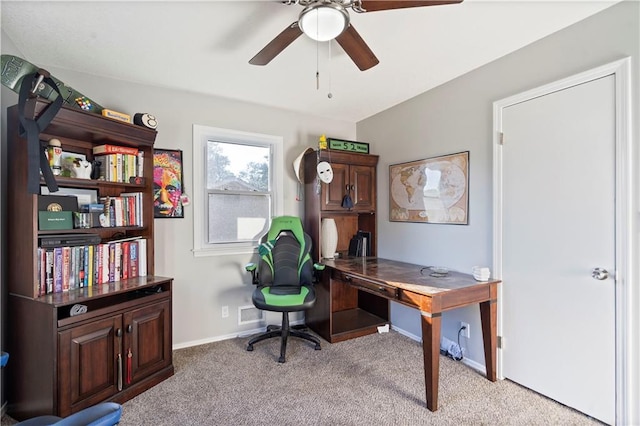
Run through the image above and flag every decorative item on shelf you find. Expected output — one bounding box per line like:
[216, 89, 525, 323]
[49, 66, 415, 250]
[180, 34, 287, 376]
[133, 113, 158, 129]
[316, 161, 333, 184]
[90, 160, 102, 180]
[318, 134, 327, 150]
[321, 218, 338, 259]
[101, 109, 131, 123]
[327, 137, 370, 154]
[69, 158, 92, 179]
[47, 138, 62, 176]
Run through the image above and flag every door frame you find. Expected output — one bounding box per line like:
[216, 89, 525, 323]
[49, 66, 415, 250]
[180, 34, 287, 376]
[492, 57, 633, 424]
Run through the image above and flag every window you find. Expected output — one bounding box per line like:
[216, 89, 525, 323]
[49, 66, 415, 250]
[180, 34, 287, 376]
[193, 125, 283, 256]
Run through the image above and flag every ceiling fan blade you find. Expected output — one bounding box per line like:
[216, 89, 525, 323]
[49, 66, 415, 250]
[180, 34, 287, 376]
[358, 0, 463, 12]
[249, 22, 303, 65]
[335, 25, 379, 71]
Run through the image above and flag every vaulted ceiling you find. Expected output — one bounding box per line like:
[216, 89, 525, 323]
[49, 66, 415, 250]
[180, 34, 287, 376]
[1, 1, 619, 122]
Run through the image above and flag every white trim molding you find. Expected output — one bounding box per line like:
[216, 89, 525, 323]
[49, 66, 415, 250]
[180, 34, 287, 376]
[492, 57, 635, 425]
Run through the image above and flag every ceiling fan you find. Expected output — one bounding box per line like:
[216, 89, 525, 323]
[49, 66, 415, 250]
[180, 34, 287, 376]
[249, 0, 463, 71]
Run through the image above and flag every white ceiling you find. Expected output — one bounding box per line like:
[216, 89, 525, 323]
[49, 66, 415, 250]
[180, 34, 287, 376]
[1, 1, 619, 122]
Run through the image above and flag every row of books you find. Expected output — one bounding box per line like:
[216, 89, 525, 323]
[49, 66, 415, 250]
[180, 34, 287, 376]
[101, 193, 144, 227]
[93, 144, 144, 183]
[36, 238, 147, 296]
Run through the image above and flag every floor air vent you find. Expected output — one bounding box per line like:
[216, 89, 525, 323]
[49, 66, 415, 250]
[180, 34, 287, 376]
[238, 305, 264, 325]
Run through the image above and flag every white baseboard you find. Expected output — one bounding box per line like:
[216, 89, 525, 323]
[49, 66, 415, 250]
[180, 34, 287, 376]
[172, 319, 306, 351]
[174, 322, 488, 377]
[391, 324, 488, 376]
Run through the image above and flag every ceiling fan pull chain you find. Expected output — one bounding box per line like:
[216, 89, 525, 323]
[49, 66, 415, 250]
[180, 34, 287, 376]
[327, 41, 333, 99]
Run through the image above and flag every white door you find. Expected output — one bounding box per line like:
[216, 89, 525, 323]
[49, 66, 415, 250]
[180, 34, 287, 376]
[499, 75, 616, 424]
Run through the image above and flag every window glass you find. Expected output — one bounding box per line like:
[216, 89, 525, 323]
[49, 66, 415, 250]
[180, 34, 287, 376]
[192, 125, 283, 256]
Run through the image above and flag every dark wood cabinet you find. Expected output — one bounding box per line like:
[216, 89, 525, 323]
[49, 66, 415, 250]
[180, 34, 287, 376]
[303, 148, 385, 342]
[303, 149, 378, 261]
[4, 100, 173, 420]
[321, 162, 376, 212]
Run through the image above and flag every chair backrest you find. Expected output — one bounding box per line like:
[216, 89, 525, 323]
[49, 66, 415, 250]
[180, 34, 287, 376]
[258, 216, 313, 289]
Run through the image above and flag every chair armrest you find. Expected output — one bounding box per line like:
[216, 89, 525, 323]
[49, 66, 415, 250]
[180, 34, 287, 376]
[312, 262, 325, 284]
[245, 263, 259, 285]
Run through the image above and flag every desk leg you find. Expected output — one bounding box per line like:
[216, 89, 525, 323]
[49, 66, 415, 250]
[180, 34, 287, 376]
[479, 299, 497, 382]
[420, 312, 441, 411]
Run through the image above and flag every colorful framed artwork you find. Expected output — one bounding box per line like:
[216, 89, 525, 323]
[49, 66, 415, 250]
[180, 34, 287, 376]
[389, 151, 469, 224]
[153, 149, 184, 218]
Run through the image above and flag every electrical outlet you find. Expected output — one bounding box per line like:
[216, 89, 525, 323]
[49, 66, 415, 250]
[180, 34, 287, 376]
[221, 306, 229, 318]
[460, 321, 470, 338]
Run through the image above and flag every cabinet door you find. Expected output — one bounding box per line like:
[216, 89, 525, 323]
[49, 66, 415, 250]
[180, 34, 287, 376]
[123, 299, 171, 386]
[321, 163, 349, 211]
[58, 315, 123, 417]
[351, 165, 376, 211]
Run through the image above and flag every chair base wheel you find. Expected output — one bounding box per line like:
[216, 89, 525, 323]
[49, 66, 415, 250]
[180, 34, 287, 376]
[246, 345, 254, 352]
[278, 356, 286, 363]
[314, 344, 321, 350]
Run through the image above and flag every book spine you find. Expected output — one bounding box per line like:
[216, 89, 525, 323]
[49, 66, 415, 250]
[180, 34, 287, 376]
[69, 246, 77, 290]
[138, 239, 147, 277]
[87, 245, 94, 287]
[62, 247, 71, 291]
[38, 248, 44, 296]
[108, 243, 116, 282]
[93, 144, 139, 156]
[137, 151, 144, 177]
[45, 249, 54, 294]
[122, 242, 130, 280]
[129, 241, 138, 278]
[54, 247, 63, 293]
[114, 242, 122, 281]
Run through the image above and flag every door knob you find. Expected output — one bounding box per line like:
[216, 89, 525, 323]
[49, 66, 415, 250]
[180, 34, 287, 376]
[592, 268, 609, 280]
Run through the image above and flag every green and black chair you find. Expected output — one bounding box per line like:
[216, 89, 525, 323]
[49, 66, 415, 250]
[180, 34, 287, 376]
[245, 216, 324, 363]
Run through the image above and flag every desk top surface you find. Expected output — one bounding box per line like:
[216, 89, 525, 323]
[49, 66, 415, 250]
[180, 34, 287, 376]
[324, 257, 499, 297]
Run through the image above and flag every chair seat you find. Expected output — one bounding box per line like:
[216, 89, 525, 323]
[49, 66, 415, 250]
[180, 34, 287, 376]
[252, 285, 316, 312]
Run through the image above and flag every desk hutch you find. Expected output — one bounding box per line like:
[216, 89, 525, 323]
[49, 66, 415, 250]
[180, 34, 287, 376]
[302, 149, 389, 342]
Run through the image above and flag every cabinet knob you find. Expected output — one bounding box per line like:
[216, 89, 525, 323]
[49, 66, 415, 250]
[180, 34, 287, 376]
[127, 325, 133, 333]
[116, 328, 123, 338]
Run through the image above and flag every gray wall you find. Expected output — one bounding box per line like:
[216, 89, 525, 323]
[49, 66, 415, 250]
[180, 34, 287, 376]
[357, 0, 638, 420]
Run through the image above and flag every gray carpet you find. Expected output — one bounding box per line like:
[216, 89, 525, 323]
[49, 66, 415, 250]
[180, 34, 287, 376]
[2, 331, 601, 425]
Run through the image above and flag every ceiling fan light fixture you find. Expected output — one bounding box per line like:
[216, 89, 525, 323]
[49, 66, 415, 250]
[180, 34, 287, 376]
[299, 3, 350, 42]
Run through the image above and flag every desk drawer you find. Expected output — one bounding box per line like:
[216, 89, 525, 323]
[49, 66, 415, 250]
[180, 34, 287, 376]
[336, 271, 397, 299]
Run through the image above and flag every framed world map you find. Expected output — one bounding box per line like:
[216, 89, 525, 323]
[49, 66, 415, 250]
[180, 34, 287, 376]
[389, 151, 469, 224]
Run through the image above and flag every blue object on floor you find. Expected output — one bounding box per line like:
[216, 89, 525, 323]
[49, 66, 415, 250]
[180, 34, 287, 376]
[0, 351, 8, 367]
[15, 402, 122, 426]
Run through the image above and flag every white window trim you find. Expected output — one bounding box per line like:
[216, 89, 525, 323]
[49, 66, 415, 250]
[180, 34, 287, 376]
[192, 124, 283, 257]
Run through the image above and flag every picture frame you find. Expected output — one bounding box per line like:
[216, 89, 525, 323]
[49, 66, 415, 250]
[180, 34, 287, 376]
[389, 151, 469, 224]
[153, 148, 184, 218]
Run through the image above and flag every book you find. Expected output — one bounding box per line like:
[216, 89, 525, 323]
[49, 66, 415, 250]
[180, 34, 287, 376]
[45, 249, 54, 294]
[129, 240, 138, 278]
[53, 247, 63, 293]
[138, 239, 147, 277]
[62, 247, 71, 291]
[93, 144, 139, 156]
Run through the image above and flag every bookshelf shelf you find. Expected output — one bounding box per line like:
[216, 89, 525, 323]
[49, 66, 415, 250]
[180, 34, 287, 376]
[6, 100, 174, 420]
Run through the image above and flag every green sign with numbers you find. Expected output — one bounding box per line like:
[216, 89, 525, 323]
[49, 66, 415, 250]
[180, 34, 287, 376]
[327, 138, 370, 154]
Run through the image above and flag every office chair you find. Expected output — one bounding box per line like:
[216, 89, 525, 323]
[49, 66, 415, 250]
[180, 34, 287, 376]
[15, 402, 122, 426]
[245, 216, 324, 363]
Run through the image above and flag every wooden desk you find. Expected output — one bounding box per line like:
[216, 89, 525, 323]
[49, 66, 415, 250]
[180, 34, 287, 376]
[306, 257, 500, 411]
